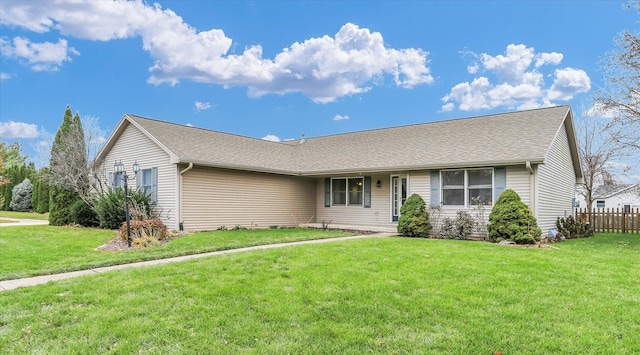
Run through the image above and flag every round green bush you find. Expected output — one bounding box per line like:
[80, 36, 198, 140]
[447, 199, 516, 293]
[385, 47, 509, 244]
[397, 194, 432, 237]
[487, 189, 541, 244]
[71, 199, 100, 227]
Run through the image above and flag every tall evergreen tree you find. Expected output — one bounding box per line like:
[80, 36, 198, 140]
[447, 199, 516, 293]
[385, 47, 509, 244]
[37, 168, 50, 213]
[31, 176, 39, 211]
[49, 106, 85, 225]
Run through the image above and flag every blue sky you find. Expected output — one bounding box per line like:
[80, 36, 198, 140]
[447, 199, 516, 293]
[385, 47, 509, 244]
[0, 1, 637, 168]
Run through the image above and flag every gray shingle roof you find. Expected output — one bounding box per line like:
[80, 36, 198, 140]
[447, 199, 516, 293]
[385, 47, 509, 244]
[593, 183, 639, 199]
[99, 106, 579, 177]
[127, 115, 298, 174]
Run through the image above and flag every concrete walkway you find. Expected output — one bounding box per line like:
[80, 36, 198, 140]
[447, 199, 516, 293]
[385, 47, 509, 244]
[0, 218, 49, 227]
[0, 232, 396, 291]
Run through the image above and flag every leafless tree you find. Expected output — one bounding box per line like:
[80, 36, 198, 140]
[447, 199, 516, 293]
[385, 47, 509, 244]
[593, 1, 640, 152]
[576, 109, 630, 210]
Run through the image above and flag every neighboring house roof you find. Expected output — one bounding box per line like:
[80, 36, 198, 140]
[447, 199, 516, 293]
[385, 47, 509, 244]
[593, 183, 640, 199]
[96, 105, 583, 178]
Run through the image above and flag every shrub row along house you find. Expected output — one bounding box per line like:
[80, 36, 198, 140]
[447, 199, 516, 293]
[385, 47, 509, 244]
[95, 105, 582, 234]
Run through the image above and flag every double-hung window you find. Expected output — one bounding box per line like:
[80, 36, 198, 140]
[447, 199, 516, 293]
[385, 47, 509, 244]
[331, 177, 363, 206]
[441, 168, 493, 207]
[110, 172, 123, 188]
[137, 167, 158, 204]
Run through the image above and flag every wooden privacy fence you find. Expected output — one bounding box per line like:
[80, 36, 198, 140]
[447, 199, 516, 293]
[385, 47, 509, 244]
[574, 208, 640, 234]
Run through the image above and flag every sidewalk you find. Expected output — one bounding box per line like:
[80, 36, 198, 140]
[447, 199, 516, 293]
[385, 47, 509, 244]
[0, 232, 396, 291]
[0, 218, 49, 227]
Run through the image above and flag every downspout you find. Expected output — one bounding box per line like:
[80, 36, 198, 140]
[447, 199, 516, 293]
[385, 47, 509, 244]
[178, 163, 194, 230]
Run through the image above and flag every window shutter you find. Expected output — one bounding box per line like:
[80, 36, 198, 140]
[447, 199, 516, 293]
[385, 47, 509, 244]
[324, 178, 331, 207]
[493, 167, 506, 202]
[430, 170, 440, 207]
[152, 167, 158, 203]
[364, 176, 371, 208]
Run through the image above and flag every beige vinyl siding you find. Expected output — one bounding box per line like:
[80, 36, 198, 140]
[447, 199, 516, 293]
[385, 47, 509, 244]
[315, 174, 395, 227]
[408, 171, 430, 199]
[99, 123, 178, 229]
[536, 122, 576, 232]
[506, 165, 532, 207]
[182, 166, 316, 231]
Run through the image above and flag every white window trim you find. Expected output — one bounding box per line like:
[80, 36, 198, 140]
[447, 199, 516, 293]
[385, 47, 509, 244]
[440, 168, 494, 208]
[330, 177, 364, 207]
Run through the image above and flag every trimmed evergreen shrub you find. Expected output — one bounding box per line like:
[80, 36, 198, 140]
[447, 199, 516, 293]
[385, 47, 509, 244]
[398, 194, 432, 237]
[95, 187, 154, 229]
[71, 199, 100, 227]
[49, 187, 79, 226]
[9, 178, 33, 212]
[487, 189, 542, 244]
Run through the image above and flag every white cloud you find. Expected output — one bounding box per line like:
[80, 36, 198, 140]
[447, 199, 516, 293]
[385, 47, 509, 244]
[194, 101, 211, 112]
[535, 52, 563, 67]
[261, 134, 280, 142]
[584, 103, 617, 119]
[0, 72, 12, 80]
[0, 36, 79, 71]
[440, 102, 455, 112]
[0, 1, 433, 102]
[333, 114, 349, 121]
[547, 67, 591, 100]
[442, 44, 590, 112]
[0, 120, 40, 138]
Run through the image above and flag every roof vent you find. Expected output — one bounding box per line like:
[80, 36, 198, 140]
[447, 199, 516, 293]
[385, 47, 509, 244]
[299, 133, 306, 144]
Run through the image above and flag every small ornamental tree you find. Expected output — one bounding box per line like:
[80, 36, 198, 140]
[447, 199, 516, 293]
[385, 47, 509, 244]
[487, 189, 542, 244]
[397, 193, 432, 238]
[9, 178, 33, 212]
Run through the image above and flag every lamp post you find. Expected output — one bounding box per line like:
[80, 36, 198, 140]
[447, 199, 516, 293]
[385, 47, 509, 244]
[114, 160, 139, 247]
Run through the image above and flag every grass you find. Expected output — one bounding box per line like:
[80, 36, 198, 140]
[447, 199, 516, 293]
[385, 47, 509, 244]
[0, 233, 638, 353]
[0, 210, 49, 220]
[0, 226, 354, 281]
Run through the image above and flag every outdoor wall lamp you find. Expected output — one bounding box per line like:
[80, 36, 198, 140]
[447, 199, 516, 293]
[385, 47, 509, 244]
[114, 160, 140, 247]
[376, 180, 381, 188]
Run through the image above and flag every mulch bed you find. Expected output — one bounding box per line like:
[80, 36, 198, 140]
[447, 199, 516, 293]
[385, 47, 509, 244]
[95, 236, 135, 251]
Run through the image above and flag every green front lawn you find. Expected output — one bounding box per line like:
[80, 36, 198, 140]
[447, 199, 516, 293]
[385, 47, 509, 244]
[0, 233, 638, 353]
[0, 226, 354, 280]
[0, 211, 49, 220]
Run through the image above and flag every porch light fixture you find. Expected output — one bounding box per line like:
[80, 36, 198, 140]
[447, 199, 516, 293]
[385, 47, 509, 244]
[114, 160, 140, 247]
[376, 180, 381, 188]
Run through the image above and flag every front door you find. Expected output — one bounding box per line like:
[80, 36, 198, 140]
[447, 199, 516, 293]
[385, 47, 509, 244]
[391, 176, 407, 222]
